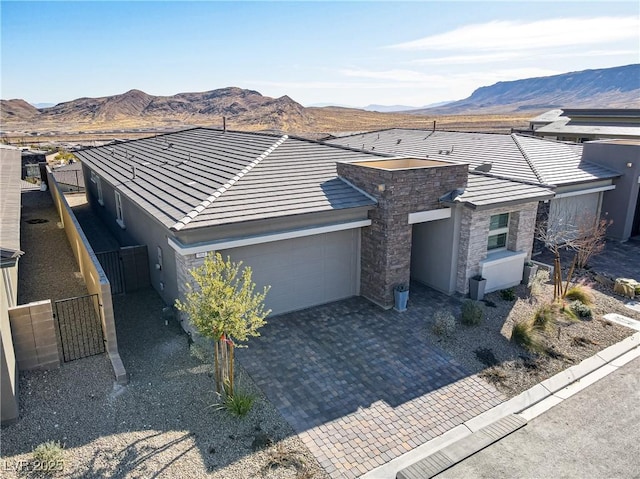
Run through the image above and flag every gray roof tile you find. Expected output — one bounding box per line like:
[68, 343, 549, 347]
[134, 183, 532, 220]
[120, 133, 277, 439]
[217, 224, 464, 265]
[74, 128, 382, 230]
[327, 129, 618, 186]
[458, 173, 554, 209]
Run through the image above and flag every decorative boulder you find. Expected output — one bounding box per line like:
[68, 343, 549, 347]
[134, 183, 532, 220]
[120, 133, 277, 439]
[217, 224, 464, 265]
[614, 278, 640, 299]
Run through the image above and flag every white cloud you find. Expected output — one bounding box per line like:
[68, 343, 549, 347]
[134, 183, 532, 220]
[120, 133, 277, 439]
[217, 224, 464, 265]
[388, 17, 640, 52]
[339, 69, 445, 82]
[411, 52, 521, 65]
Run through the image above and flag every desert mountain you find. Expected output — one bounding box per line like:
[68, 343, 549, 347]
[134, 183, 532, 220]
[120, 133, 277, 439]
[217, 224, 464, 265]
[1, 99, 40, 120]
[2, 65, 638, 135]
[2, 87, 311, 131]
[414, 64, 640, 115]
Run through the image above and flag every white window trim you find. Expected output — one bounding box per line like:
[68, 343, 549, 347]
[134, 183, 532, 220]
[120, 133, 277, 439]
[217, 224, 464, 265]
[487, 213, 509, 254]
[96, 176, 104, 206]
[90, 170, 97, 184]
[115, 191, 125, 229]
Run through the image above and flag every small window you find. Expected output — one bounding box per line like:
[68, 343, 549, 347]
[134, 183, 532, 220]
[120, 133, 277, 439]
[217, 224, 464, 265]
[96, 176, 104, 206]
[157, 246, 163, 271]
[488, 213, 509, 252]
[115, 191, 125, 228]
[90, 170, 97, 183]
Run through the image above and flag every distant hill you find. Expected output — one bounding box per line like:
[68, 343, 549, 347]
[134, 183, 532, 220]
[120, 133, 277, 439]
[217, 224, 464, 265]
[412, 64, 640, 115]
[2, 87, 311, 131]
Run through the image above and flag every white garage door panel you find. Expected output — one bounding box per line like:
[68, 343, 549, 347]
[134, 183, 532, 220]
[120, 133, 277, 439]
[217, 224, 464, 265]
[220, 229, 359, 316]
[549, 192, 600, 238]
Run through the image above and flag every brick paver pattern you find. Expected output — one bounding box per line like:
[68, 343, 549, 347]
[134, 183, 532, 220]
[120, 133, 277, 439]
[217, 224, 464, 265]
[238, 284, 505, 479]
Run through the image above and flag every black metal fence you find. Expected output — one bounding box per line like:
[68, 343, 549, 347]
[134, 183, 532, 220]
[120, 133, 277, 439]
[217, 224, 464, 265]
[54, 294, 105, 362]
[96, 250, 126, 295]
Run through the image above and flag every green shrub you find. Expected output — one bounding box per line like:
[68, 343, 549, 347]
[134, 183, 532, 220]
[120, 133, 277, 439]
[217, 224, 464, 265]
[511, 320, 544, 353]
[570, 300, 593, 319]
[223, 390, 256, 417]
[431, 311, 456, 338]
[32, 440, 65, 474]
[461, 300, 483, 326]
[499, 288, 516, 301]
[564, 283, 595, 306]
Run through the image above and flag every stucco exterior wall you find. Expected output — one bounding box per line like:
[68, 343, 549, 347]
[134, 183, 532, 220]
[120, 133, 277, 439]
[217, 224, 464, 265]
[83, 164, 177, 304]
[47, 168, 127, 384]
[582, 141, 640, 241]
[456, 202, 538, 294]
[1, 264, 19, 425]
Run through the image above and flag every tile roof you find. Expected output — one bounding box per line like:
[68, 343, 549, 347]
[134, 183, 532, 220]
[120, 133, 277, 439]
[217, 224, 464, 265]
[0, 146, 23, 251]
[327, 128, 618, 186]
[455, 173, 554, 209]
[512, 135, 619, 185]
[74, 128, 383, 231]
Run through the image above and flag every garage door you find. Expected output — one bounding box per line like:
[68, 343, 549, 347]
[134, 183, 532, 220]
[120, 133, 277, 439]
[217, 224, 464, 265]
[220, 229, 360, 316]
[549, 192, 600, 239]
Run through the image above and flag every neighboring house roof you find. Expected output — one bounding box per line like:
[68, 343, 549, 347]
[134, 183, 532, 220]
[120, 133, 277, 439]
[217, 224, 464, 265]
[327, 129, 618, 187]
[0, 146, 23, 252]
[533, 118, 640, 139]
[52, 161, 85, 189]
[454, 173, 554, 210]
[530, 109, 564, 125]
[512, 135, 618, 185]
[75, 128, 384, 231]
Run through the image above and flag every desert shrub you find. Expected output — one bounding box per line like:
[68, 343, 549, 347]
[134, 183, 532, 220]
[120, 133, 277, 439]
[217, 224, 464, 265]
[499, 288, 516, 301]
[461, 300, 483, 326]
[570, 300, 593, 319]
[223, 390, 256, 417]
[32, 440, 65, 474]
[511, 320, 544, 353]
[560, 302, 579, 322]
[431, 311, 456, 337]
[533, 303, 557, 332]
[530, 269, 550, 299]
[564, 283, 594, 306]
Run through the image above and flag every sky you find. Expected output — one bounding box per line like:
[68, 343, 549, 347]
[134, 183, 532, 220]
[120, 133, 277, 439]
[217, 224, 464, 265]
[1, 1, 639, 108]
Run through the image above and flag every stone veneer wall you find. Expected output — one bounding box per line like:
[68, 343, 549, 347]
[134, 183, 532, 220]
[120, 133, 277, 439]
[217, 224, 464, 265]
[337, 162, 468, 308]
[456, 202, 538, 294]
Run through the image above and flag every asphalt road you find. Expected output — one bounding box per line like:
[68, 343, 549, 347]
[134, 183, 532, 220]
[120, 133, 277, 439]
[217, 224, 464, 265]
[436, 356, 640, 479]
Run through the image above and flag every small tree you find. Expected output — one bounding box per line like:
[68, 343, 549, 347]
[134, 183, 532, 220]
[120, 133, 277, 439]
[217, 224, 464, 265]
[573, 215, 611, 269]
[175, 252, 270, 397]
[536, 213, 611, 301]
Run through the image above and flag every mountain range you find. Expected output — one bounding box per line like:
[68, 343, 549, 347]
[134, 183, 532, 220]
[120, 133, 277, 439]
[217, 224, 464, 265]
[2, 64, 638, 133]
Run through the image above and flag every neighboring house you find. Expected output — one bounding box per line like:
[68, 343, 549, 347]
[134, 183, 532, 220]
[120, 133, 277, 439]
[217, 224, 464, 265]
[21, 149, 47, 180]
[327, 129, 640, 243]
[526, 108, 640, 142]
[75, 128, 553, 320]
[52, 161, 85, 192]
[0, 145, 24, 425]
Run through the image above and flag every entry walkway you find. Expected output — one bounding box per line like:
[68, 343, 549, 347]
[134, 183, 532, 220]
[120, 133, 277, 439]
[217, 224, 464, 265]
[238, 284, 505, 479]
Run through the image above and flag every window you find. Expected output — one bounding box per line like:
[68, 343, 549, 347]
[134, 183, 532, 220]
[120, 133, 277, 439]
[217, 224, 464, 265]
[90, 170, 97, 183]
[115, 191, 125, 228]
[156, 246, 163, 271]
[96, 176, 103, 206]
[487, 213, 509, 252]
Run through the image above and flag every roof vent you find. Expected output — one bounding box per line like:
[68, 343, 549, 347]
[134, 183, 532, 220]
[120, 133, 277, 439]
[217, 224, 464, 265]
[396, 139, 402, 144]
[474, 163, 492, 173]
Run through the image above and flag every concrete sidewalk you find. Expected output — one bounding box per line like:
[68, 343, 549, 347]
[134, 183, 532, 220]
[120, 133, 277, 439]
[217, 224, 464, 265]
[364, 331, 640, 479]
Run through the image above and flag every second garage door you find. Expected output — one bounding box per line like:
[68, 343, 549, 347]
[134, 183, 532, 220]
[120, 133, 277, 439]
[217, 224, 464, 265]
[220, 228, 360, 316]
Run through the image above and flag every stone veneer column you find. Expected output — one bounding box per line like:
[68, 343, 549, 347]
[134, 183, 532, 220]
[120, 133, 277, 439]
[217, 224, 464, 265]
[337, 161, 467, 308]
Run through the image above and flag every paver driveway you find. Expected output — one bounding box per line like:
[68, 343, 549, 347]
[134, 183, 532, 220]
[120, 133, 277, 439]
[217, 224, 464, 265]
[238, 283, 505, 479]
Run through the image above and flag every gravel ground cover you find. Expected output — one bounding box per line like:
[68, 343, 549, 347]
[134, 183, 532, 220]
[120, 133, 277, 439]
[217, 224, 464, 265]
[1, 289, 329, 479]
[420, 271, 639, 398]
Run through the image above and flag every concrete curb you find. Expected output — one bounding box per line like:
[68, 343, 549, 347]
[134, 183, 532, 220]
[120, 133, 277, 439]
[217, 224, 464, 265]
[362, 331, 640, 479]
